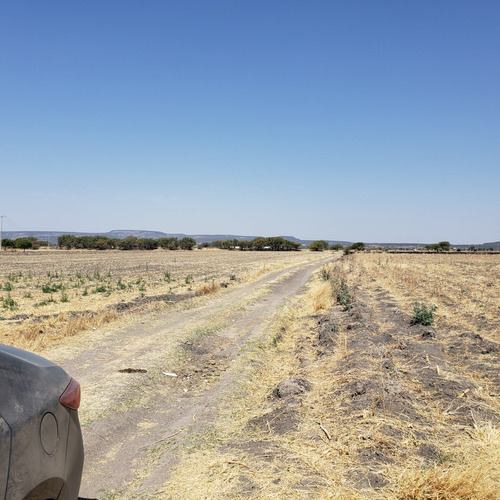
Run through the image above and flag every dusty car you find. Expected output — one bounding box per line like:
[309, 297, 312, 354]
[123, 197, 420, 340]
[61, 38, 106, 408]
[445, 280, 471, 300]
[0, 344, 84, 499]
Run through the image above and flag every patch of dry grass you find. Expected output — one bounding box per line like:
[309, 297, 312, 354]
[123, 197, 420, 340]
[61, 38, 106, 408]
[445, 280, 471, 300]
[16, 309, 119, 351]
[196, 281, 221, 296]
[394, 423, 500, 500]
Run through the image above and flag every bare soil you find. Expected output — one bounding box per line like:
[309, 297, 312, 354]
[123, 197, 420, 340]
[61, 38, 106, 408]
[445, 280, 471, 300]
[41, 253, 335, 499]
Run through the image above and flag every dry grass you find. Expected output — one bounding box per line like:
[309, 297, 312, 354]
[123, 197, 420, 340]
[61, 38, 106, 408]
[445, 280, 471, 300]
[394, 423, 500, 500]
[17, 310, 119, 352]
[339, 253, 500, 340]
[161, 254, 500, 499]
[308, 279, 334, 312]
[0, 249, 326, 352]
[196, 281, 221, 296]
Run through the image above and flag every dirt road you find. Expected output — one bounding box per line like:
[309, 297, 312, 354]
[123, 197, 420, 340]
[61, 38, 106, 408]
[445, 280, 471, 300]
[44, 254, 335, 499]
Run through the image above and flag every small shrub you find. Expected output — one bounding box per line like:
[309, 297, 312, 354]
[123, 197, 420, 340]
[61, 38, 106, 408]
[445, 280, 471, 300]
[332, 274, 352, 311]
[35, 297, 56, 307]
[185, 274, 194, 285]
[412, 302, 437, 326]
[164, 271, 172, 282]
[319, 267, 331, 281]
[229, 274, 237, 281]
[3, 282, 13, 291]
[272, 328, 284, 347]
[1, 294, 18, 311]
[42, 282, 63, 293]
[61, 292, 69, 303]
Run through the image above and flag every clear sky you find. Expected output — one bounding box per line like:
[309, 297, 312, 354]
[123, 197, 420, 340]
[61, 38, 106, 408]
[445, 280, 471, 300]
[1, 1, 499, 244]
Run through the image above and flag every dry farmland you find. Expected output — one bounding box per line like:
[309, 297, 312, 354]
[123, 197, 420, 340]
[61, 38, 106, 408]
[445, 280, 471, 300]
[2, 249, 499, 498]
[160, 252, 500, 499]
[0, 248, 326, 351]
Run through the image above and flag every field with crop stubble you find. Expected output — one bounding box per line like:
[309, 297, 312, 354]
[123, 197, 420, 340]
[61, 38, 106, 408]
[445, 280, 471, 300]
[160, 252, 500, 499]
[1, 249, 499, 498]
[0, 248, 326, 352]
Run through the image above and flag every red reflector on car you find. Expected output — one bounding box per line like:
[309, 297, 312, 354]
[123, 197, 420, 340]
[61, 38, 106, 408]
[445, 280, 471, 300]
[59, 378, 81, 410]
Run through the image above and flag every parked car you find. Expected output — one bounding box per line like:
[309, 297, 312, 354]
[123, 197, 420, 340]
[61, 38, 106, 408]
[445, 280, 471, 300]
[0, 344, 84, 499]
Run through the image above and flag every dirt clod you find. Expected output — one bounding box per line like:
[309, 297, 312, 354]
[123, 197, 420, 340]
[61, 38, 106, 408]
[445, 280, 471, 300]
[274, 378, 312, 398]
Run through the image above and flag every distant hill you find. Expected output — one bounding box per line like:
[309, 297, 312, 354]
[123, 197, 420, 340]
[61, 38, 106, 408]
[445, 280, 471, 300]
[480, 241, 500, 250]
[105, 230, 187, 240]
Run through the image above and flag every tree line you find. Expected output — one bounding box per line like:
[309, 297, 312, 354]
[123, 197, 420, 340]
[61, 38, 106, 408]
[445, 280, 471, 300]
[1, 235, 353, 252]
[55, 235, 302, 251]
[56, 235, 198, 250]
[204, 237, 301, 251]
[55, 235, 308, 251]
[1, 236, 48, 250]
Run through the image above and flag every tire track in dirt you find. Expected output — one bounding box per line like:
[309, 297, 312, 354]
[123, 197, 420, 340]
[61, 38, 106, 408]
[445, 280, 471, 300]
[45, 254, 336, 499]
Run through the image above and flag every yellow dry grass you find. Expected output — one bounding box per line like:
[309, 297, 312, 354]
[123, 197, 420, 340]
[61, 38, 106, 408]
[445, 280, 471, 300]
[394, 423, 500, 500]
[0, 249, 327, 351]
[196, 281, 221, 296]
[161, 254, 500, 499]
[340, 252, 500, 340]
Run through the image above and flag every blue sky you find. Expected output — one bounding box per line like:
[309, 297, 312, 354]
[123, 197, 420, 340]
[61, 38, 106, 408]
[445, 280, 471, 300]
[1, 1, 499, 243]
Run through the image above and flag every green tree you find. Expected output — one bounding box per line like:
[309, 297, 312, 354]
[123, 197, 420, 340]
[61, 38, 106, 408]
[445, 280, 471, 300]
[210, 240, 223, 249]
[350, 242, 365, 251]
[281, 239, 301, 251]
[179, 237, 196, 250]
[118, 236, 139, 250]
[94, 238, 112, 250]
[138, 238, 159, 250]
[158, 237, 179, 250]
[251, 237, 267, 251]
[438, 241, 451, 251]
[2, 239, 15, 250]
[265, 237, 286, 251]
[15, 238, 33, 251]
[330, 243, 344, 251]
[309, 240, 329, 251]
[426, 241, 451, 252]
[220, 239, 238, 249]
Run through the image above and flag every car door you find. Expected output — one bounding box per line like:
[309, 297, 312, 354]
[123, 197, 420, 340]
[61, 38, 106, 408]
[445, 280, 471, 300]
[0, 415, 11, 500]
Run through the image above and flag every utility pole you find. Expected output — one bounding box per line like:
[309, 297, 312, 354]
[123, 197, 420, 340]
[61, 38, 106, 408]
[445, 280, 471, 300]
[0, 216, 5, 252]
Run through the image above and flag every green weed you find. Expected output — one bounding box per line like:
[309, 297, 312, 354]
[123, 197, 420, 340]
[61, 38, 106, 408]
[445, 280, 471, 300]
[412, 302, 437, 326]
[1, 294, 18, 311]
[332, 274, 352, 311]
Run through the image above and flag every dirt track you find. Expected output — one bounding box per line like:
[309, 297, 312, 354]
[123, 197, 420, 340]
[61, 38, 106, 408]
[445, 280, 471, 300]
[44, 254, 335, 499]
